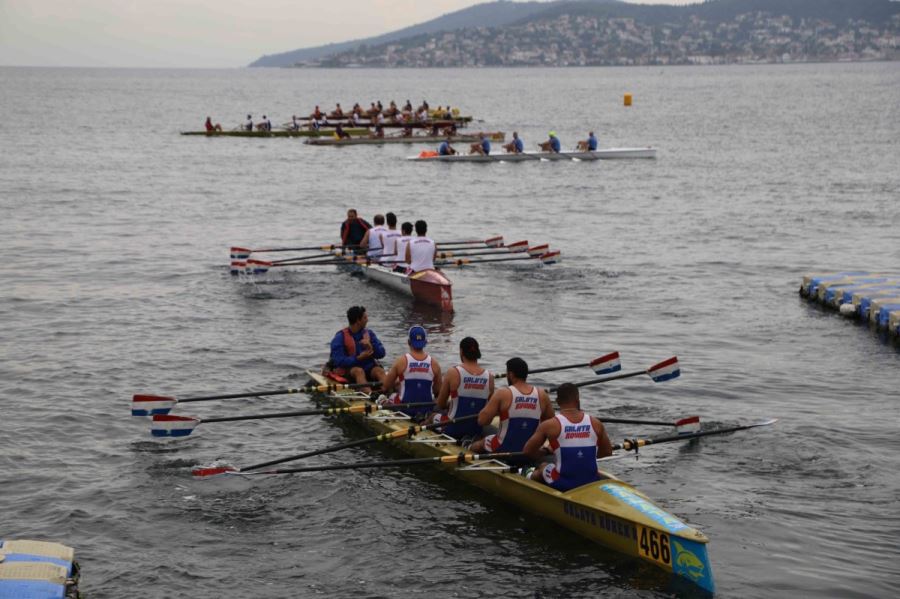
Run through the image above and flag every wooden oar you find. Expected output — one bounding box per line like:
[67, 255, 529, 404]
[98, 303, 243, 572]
[614, 419, 777, 453]
[149, 402, 436, 438]
[203, 452, 525, 477]
[550, 357, 681, 393]
[192, 413, 479, 477]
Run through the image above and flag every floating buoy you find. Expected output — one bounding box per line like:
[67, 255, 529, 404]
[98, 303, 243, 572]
[839, 303, 857, 317]
[624, 94, 633, 106]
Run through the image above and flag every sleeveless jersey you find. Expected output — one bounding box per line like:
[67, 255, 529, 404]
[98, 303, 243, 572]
[398, 353, 434, 418]
[494, 385, 542, 452]
[380, 229, 402, 262]
[367, 225, 386, 257]
[545, 412, 600, 491]
[408, 237, 436, 272]
[394, 236, 412, 269]
[444, 365, 491, 439]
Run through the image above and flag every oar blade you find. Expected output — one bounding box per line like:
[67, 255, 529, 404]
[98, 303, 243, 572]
[485, 235, 504, 248]
[540, 251, 561, 265]
[647, 356, 680, 382]
[675, 416, 701, 435]
[192, 465, 238, 478]
[507, 240, 529, 253]
[150, 414, 200, 437]
[590, 351, 621, 375]
[132, 394, 176, 416]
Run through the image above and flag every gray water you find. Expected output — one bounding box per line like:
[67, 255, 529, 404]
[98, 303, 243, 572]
[1, 63, 899, 598]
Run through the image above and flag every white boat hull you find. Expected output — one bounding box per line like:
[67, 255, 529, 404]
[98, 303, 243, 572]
[408, 147, 656, 162]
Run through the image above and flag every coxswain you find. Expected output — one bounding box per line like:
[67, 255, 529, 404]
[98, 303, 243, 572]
[405, 220, 437, 273]
[334, 123, 352, 140]
[540, 131, 561, 153]
[360, 214, 387, 259]
[523, 383, 613, 490]
[379, 326, 442, 420]
[432, 337, 494, 441]
[205, 117, 222, 132]
[469, 133, 490, 156]
[438, 138, 456, 156]
[577, 131, 598, 152]
[468, 357, 554, 455]
[392, 222, 414, 273]
[245, 114, 253, 131]
[326, 306, 386, 392]
[503, 131, 524, 154]
[340, 208, 371, 250]
[379, 212, 402, 264]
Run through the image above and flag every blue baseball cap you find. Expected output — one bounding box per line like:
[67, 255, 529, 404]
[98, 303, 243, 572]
[408, 326, 427, 349]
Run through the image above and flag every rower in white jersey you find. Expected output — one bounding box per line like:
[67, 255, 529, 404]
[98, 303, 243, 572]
[390, 221, 414, 273]
[380, 326, 442, 420]
[404, 219, 437, 273]
[433, 337, 494, 441]
[469, 357, 554, 456]
[523, 383, 613, 491]
[378, 212, 402, 264]
[360, 214, 386, 259]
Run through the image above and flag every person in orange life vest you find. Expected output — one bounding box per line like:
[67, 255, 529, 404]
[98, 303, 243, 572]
[327, 306, 386, 392]
[432, 337, 494, 441]
[380, 326, 442, 420]
[523, 383, 613, 491]
[340, 208, 371, 251]
[468, 357, 554, 454]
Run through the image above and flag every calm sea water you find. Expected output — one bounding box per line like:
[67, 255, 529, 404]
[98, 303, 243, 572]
[2, 63, 899, 598]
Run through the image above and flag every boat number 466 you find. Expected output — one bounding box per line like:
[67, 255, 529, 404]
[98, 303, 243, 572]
[637, 525, 671, 567]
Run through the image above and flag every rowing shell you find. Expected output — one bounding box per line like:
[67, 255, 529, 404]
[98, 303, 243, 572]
[305, 132, 506, 146]
[408, 147, 657, 162]
[334, 252, 453, 312]
[180, 128, 371, 138]
[304, 371, 715, 594]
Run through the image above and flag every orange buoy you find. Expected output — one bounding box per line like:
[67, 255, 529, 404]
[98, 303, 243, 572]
[624, 94, 633, 106]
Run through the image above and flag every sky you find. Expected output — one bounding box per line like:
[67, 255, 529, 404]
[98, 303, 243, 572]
[0, 0, 699, 68]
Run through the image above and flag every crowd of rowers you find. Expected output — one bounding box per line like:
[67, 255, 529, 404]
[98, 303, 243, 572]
[324, 306, 614, 492]
[340, 208, 439, 274]
[438, 130, 598, 156]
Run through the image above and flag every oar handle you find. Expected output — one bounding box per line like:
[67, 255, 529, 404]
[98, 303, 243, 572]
[614, 420, 777, 451]
[257, 451, 526, 475]
[202, 406, 367, 424]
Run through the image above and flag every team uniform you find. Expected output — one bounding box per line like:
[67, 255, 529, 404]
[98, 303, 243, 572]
[408, 236, 436, 272]
[393, 235, 412, 272]
[550, 136, 561, 152]
[380, 228, 402, 263]
[435, 366, 492, 439]
[540, 413, 602, 491]
[513, 137, 524, 153]
[483, 385, 543, 453]
[366, 224, 387, 259]
[587, 134, 598, 151]
[393, 353, 436, 419]
[480, 138, 491, 155]
[439, 141, 453, 156]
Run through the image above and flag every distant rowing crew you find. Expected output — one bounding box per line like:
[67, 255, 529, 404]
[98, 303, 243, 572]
[435, 130, 593, 157]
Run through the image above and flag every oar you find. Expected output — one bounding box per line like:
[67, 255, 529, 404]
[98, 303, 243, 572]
[201, 452, 525, 477]
[601, 415, 701, 435]
[270, 252, 347, 265]
[247, 243, 361, 253]
[497, 351, 622, 379]
[149, 402, 436, 438]
[192, 413, 479, 477]
[440, 251, 561, 267]
[551, 356, 681, 392]
[436, 236, 504, 248]
[614, 419, 777, 453]
[132, 380, 381, 416]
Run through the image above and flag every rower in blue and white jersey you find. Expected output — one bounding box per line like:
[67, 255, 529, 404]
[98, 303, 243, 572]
[360, 214, 386, 259]
[469, 357, 553, 455]
[523, 383, 613, 491]
[433, 337, 494, 440]
[379, 212, 402, 264]
[381, 326, 443, 420]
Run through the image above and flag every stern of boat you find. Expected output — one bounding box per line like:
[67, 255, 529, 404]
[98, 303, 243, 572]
[409, 269, 453, 312]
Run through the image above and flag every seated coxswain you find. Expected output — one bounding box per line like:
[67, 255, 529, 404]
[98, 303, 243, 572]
[539, 131, 561, 153]
[576, 131, 598, 152]
[360, 214, 386, 260]
[325, 306, 387, 393]
[523, 383, 613, 490]
[503, 131, 524, 154]
[432, 337, 494, 441]
[379, 326, 443, 420]
[340, 208, 371, 251]
[469, 357, 554, 456]
[404, 220, 437, 273]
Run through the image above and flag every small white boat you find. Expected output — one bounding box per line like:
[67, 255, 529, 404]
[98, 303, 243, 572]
[407, 147, 656, 162]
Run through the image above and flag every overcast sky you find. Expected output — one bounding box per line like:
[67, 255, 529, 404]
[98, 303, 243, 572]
[0, 0, 700, 68]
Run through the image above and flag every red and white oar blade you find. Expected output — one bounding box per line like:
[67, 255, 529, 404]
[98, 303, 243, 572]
[528, 244, 549, 257]
[230, 247, 252, 275]
[485, 235, 504, 248]
[590, 352, 621, 375]
[540, 251, 561, 265]
[676, 416, 701, 435]
[192, 465, 238, 478]
[648, 357, 680, 382]
[151, 414, 200, 438]
[507, 240, 529, 253]
[132, 394, 176, 417]
[246, 259, 271, 274]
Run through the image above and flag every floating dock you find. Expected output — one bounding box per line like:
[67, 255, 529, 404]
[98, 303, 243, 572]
[0, 539, 80, 598]
[799, 271, 900, 337]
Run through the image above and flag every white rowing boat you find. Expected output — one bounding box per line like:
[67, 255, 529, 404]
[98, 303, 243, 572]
[334, 253, 455, 312]
[408, 147, 657, 162]
[305, 132, 505, 146]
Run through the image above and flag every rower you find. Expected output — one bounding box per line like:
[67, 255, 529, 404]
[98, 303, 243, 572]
[503, 131, 524, 154]
[205, 117, 222, 132]
[469, 133, 490, 156]
[312, 105, 323, 120]
[392, 221, 414, 273]
[438, 138, 457, 156]
[360, 214, 386, 260]
[432, 337, 494, 442]
[290, 115, 300, 131]
[379, 326, 442, 420]
[379, 212, 402, 263]
[469, 357, 554, 455]
[340, 208, 371, 251]
[523, 383, 613, 491]
[405, 220, 437, 273]
[329, 103, 344, 119]
[245, 114, 253, 131]
[577, 131, 598, 152]
[325, 305, 387, 393]
[539, 131, 561, 153]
